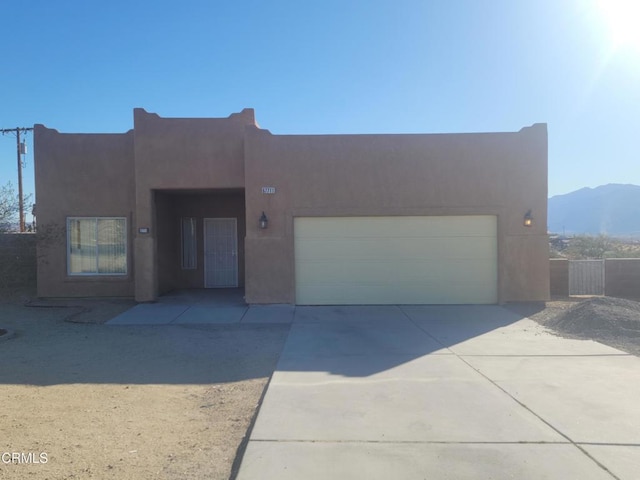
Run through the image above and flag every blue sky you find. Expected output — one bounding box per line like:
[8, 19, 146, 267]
[1, 0, 639, 211]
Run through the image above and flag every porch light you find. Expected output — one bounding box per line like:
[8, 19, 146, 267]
[524, 210, 533, 227]
[259, 211, 268, 229]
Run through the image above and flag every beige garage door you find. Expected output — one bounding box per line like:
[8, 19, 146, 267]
[294, 216, 497, 305]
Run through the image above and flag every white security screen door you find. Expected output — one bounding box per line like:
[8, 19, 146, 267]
[204, 218, 238, 288]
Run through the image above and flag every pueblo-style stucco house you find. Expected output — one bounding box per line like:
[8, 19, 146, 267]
[34, 108, 549, 304]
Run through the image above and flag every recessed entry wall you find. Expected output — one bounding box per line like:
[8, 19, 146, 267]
[155, 190, 246, 293]
[294, 215, 498, 305]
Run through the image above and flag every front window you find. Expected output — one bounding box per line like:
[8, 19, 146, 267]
[67, 217, 127, 275]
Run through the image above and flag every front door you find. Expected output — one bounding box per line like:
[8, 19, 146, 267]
[204, 218, 238, 288]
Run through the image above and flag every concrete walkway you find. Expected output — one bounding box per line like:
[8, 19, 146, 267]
[235, 305, 640, 480]
[106, 303, 295, 325]
[106, 289, 294, 325]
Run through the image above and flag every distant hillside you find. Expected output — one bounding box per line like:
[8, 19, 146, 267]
[548, 184, 640, 237]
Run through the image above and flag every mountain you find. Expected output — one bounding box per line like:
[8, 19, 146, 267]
[548, 184, 640, 237]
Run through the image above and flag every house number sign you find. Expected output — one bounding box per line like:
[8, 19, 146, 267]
[261, 187, 276, 194]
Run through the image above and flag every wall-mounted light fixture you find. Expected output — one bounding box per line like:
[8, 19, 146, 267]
[523, 210, 533, 227]
[259, 211, 269, 229]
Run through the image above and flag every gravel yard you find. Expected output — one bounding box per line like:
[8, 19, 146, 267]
[506, 296, 640, 356]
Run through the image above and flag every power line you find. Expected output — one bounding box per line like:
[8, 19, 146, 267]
[1, 127, 34, 232]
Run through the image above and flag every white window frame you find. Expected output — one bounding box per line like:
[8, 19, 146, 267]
[66, 217, 128, 276]
[181, 217, 197, 270]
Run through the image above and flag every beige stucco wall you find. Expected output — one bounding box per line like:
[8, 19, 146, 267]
[244, 124, 549, 304]
[132, 109, 254, 301]
[35, 110, 254, 299]
[34, 125, 136, 297]
[35, 108, 548, 304]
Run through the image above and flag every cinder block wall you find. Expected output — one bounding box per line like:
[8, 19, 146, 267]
[0, 233, 37, 290]
[605, 259, 640, 300]
[549, 258, 569, 297]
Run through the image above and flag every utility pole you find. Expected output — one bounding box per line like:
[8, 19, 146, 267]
[1, 127, 33, 232]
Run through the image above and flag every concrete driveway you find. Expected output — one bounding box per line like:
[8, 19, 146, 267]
[236, 305, 640, 480]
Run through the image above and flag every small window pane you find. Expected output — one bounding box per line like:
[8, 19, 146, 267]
[97, 219, 126, 274]
[182, 217, 197, 269]
[69, 218, 98, 274]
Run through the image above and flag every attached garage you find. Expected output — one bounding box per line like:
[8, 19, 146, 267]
[294, 215, 498, 305]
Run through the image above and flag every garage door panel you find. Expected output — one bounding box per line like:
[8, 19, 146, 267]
[294, 216, 497, 305]
[296, 259, 496, 285]
[297, 282, 495, 305]
[296, 216, 495, 238]
[296, 237, 496, 261]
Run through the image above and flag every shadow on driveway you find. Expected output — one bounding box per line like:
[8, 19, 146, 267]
[277, 304, 539, 377]
[0, 302, 544, 386]
[0, 303, 290, 386]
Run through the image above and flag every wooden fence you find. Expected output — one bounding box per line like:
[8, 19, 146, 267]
[551, 258, 640, 299]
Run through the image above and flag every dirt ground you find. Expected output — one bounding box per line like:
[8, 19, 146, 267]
[506, 296, 640, 356]
[0, 290, 290, 480]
